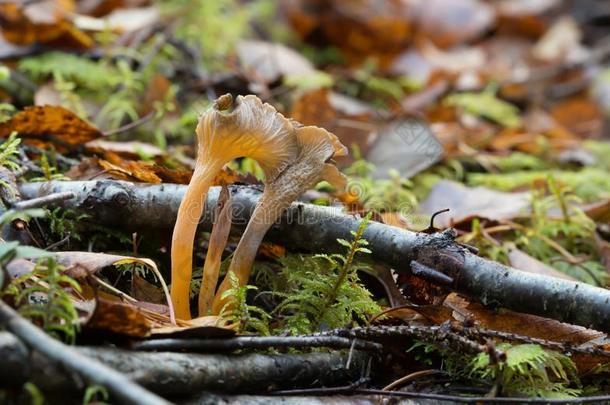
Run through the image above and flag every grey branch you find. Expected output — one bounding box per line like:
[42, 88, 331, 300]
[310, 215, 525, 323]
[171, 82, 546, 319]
[131, 335, 382, 352]
[0, 331, 370, 397]
[17, 180, 610, 333]
[0, 302, 170, 405]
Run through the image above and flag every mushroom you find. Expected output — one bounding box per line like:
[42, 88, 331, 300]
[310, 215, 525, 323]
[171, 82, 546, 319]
[211, 125, 347, 315]
[171, 94, 298, 319]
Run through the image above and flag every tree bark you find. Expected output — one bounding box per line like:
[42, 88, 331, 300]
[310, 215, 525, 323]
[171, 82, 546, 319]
[0, 331, 370, 396]
[18, 180, 610, 333]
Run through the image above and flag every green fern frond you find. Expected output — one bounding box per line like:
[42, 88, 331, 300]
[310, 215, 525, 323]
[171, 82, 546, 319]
[4, 257, 81, 343]
[470, 343, 581, 398]
[0, 132, 21, 172]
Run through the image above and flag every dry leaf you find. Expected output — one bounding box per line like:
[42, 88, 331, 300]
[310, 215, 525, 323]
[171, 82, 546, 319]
[237, 40, 314, 84]
[0, 0, 92, 47]
[286, 0, 412, 68]
[508, 247, 577, 281]
[55, 251, 174, 324]
[86, 291, 152, 337]
[414, 0, 495, 49]
[0, 105, 102, 151]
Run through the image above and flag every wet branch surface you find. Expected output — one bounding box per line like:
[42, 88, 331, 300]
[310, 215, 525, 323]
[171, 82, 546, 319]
[0, 331, 371, 398]
[18, 180, 610, 333]
[0, 302, 169, 405]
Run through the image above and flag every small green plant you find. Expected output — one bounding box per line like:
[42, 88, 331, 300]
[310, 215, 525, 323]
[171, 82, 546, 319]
[83, 385, 109, 405]
[0, 103, 16, 123]
[515, 177, 606, 285]
[273, 213, 381, 334]
[345, 148, 418, 215]
[23, 382, 44, 405]
[220, 271, 271, 335]
[0, 131, 21, 171]
[470, 344, 581, 398]
[468, 168, 610, 202]
[47, 208, 88, 243]
[3, 257, 82, 343]
[30, 153, 71, 182]
[445, 84, 521, 128]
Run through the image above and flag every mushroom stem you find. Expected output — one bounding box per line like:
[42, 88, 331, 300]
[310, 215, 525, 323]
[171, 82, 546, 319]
[198, 189, 233, 316]
[171, 160, 224, 320]
[211, 193, 281, 315]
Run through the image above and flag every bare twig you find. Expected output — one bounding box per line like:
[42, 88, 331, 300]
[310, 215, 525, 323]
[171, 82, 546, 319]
[102, 112, 155, 137]
[0, 301, 170, 405]
[12, 191, 75, 210]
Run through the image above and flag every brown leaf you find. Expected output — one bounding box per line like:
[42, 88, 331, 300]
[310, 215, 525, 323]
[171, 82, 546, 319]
[151, 316, 234, 338]
[286, 0, 412, 68]
[445, 294, 607, 372]
[0, 0, 92, 47]
[98, 151, 162, 183]
[290, 89, 376, 166]
[0, 105, 102, 151]
[551, 96, 603, 139]
[55, 251, 174, 323]
[140, 73, 173, 116]
[86, 292, 152, 337]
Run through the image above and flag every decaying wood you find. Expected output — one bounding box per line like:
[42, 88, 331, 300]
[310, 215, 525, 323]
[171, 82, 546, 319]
[0, 331, 371, 396]
[17, 180, 610, 333]
[0, 302, 169, 405]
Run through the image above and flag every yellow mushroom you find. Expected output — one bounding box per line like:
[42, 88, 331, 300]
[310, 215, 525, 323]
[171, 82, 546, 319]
[171, 94, 298, 320]
[211, 125, 347, 315]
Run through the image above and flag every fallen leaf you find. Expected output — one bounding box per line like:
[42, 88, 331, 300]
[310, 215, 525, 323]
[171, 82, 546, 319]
[0, 0, 92, 47]
[507, 247, 577, 281]
[290, 89, 377, 166]
[99, 151, 162, 183]
[286, 0, 412, 68]
[445, 294, 608, 372]
[532, 16, 587, 63]
[550, 96, 603, 139]
[54, 251, 174, 324]
[366, 117, 443, 179]
[237, 40, 314, 84]
[85, 291, 152, 337]
[414, 0, 495, 49]
[0, 105, 102, 151]
[151, 316, 234, 338]
[420, 180, 530, 228]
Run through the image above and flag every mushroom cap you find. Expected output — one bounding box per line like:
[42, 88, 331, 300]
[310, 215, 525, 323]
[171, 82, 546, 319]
[196, 94, 299, 182]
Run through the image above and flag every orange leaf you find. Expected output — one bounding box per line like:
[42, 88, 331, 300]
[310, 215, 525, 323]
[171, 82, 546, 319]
[0, 105, 102, 150]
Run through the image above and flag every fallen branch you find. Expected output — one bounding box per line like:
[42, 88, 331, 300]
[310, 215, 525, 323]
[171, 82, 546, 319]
[0, 331, 371, 396]
[131, 335, 382, 353]
[17, 180, 610, 333]
[0, 302, 170, 405]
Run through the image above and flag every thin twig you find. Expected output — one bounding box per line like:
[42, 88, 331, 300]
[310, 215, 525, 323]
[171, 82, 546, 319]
[0, 299, 170, 405]
[102, 112, 154, 137]
[382, 369, 444, 391]
[352, 388, 610, 404]
[12, 191, 76, 210]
